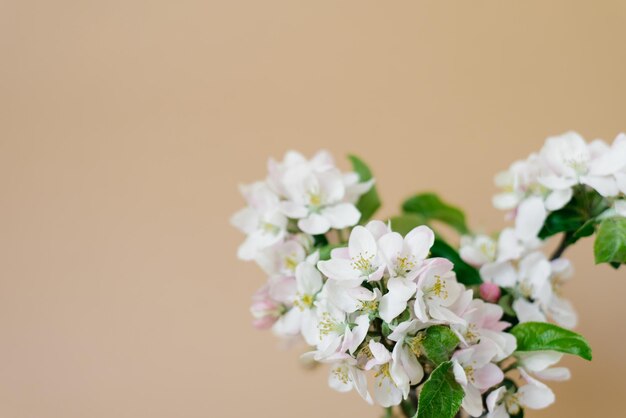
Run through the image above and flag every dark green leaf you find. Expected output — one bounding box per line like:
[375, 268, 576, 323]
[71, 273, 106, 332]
[349, 155, 381, 223]
[430, 238, 482, 285]
[403, 193, 469, 234]
[415, 361, 464, 418]
[594, 217, 626, 265]
[510, 322, 592, 361]
[422, 326, 460, 366]
[539, 187, 608, 242]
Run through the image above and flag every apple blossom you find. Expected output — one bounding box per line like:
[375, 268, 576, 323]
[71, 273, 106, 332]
[453, 340, 505, 417]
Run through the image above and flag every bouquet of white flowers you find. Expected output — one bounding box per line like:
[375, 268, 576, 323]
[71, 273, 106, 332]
[232, 131, 626, 418]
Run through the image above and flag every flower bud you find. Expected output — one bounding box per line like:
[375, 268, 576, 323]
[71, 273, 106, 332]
[479, 282, 501, 303]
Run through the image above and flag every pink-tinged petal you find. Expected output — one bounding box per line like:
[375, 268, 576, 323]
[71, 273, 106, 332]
[534, 367, 571, 381]
[322, 203, 361, 229]
[404, 225, 435, 261]
[268, 276, 297, 304]
[279, 201, 308, 219]
[480, 282, 502, 303]
[580, 175, 619, 197]
[349, 225, 378, 259]
[480, 262, 517, 287]
[515, 197, 547, 242]
[473, 363, 504, 390]
[545, 188, 573, 211]
[253, 316, 277, 330]
[317, 258, 359, 281]
[298, 213, 331, 234]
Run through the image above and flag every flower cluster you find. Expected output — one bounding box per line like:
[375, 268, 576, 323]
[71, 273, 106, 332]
[493, 131, 626, 233]
[233, 136, 623, 418]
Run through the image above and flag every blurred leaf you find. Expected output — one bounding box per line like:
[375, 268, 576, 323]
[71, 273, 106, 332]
[430, 239, 482, 285]
[349, 155, 381, 223]
[403, 193, 469, 234]
[539, 187, 608, 243]
[594, 217, 626, 265]
[390, 214, 428, 236]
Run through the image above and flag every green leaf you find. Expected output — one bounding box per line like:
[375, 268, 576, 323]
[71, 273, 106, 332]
[497, 293, 516, 317]
[539, 187, 608, 242]
[349, 155, 381, 223]
[422, 326, 460, 366]
[403, 193, 469, 234]
[430, 238, 482, 285]
[415, 361, 464, 418]
[390, 214, 428, 236]
[594, 217, 626, 265]
[510, 322, 592, 361]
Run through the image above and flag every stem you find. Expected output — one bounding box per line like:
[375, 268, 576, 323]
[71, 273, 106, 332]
[550, 233, 571, 260]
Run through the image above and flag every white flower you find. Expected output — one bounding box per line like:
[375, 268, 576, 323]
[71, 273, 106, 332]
[322, 353, 373, 405]
[280, 167, 361, 234]
[364, 341, 409, 407]
[486, 377, 555, 418]
[267, 150, 336, 196]
[255, 239, 307, 277]
[386, 320, 427, 386]
[378, 226, 435, 322]
[414, 258, 465, 324]
[317, 224, 386, 282]
[451, 298, 517, 361]
[493, 153, 548, 211]
[452, 340, 504, 417]
[539, 131, 626, 198]
[313, 303, 369, 360]
[460, 234, 497, 267]
[500, 255, 577, 329]
[231, 182, 287, 260]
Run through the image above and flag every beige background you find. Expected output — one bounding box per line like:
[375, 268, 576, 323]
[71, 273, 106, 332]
[1, 1, 625, 417]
